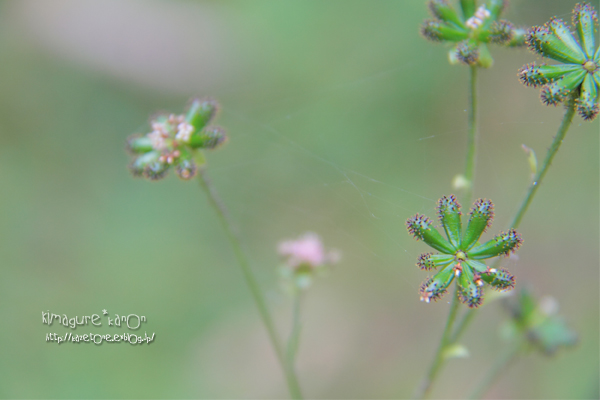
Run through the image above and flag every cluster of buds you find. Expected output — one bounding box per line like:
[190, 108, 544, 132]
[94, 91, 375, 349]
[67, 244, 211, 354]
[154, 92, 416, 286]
[518, 3, 599, 121]
[126, 98, 227, 181]
[421, 0, 525, 68]
[406, 195, 522, 308]
[503, 288, 577, 355]
[278, 233, 340, 290]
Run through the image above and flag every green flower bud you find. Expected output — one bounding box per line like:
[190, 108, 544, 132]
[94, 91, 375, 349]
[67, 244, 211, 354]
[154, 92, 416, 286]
[437, 194, 462, 248]
[417, 253, 454, 270]
[468, 228, 523, 259]
[406, 214, 456, 253]
[573, 2, 598, 58]
[462, 199, 494, 250]
[185, 98, 218, 134]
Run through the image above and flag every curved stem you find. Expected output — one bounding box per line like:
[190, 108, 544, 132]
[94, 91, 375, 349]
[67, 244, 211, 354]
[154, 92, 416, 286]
[510, 97, 576, 230]
[467, 340, 524, 399]
[414, 284, 461, 399]
[287, 290, 302, 366]
[198, 169, 303, 399]
[463, 65, 478, 206]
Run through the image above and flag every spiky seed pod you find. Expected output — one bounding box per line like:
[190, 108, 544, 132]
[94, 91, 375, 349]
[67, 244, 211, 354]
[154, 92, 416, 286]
[577, 73, 600, 120]
[437, 194, 462, 248]
[481, 268, 515, 290]
[129, 151, 160, 177]
[175, 159, 197, 180]
[406, 214, 456, 253]
[428, 0, 465, 27]
[573, 2, 598, 58]
[126, 135, 154, 154]
[189, 126, 228, 149]
[421, 20, 469, 42]
[185, 98, 218, 134]
[488, 20, 514, 44]
[458, 267, 483, 308]
[518, 63, 581, 87]
[143, 160, 169, 181]
[526, 25, 586, 64]
[540, 69, 587, 105]
[464, 259, 488, 273]
[456, 40, 480, 65]
[419, 264, 455, 303]
[547, 18, 587, 61]
[462, 199, 494, 250]
[468, 228, 523, 259]
[417, 253, 454, 270]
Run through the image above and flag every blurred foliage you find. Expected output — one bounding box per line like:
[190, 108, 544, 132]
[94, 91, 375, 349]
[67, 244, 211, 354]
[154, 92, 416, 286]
[0, 0, 597, 398]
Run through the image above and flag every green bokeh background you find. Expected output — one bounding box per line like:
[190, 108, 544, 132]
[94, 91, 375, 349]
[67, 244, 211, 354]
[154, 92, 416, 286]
[0, 0, 598, 398]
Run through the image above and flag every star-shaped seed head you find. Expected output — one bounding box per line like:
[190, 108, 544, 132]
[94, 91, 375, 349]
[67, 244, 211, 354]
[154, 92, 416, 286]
[126, 98, 227, 181]
[406, 195, 522, 307]
[421, 0, 525, 68]
[518, 3, 600, 120]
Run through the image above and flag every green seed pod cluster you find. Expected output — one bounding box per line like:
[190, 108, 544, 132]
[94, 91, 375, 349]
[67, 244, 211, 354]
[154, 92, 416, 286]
[126, 98, 227, 181]
[421, 0, 524, 68]
[519, 3, 599, 120]
[406, 195, 522, 308]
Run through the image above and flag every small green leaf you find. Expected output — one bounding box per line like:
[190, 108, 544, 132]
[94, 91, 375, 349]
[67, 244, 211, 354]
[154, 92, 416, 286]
[468, 229, 523, 259]
[461, 199, 494, 250]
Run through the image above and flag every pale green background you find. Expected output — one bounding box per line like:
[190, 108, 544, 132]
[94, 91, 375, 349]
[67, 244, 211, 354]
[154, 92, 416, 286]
[0, 0, 598, 398]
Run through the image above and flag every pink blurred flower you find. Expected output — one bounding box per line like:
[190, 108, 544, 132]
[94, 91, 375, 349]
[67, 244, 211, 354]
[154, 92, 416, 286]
[278, 232, 340, 269]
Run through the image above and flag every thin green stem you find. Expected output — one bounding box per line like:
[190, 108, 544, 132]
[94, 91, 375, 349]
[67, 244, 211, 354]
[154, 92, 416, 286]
[510, 97, 577, 230]
[449, 308, 477, 344]
[198, 169, 303, 400]
[467, 340, 524, 399]
[463, 65, 478, 206]
[287, 290, 302, 366]
[414, 284, 461, 399]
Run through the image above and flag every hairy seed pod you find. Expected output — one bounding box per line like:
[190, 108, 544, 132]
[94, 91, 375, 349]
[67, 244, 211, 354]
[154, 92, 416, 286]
[189, 126, 228, 150]
[421, 20, 469, 42]
[464, 259, 488, 273]
[458, 267, 483, 308]
[518, 63, 581, 87]
[406, 214, 456, 253]
[175, 159, 197, 180]
[526, 25, 585, 64]
[419, 264, 455, 303]
[546, 18, 586, 62]
[540, 70, 586, 106]
[428, 0, 465, 28]
[417, 253, 454, 270]
[462, 199, 494, 250]
[459, 0, 475, 21]
[468, 228, 523, 259]
[126, 135, 154, 154]
[488, 20, 514, 44]
[185, 98, 219, 134]
[573, 2, 598, 58]
[576, 73, 600, 120]
[143, 161, 169, 181]
[482, 268, 515, 291]
[456, 40, 480, 65]
[437, 194, 462, 248]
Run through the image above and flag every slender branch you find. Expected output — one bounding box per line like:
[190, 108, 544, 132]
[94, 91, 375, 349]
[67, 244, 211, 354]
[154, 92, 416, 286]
[287, 290, 302, 366]
[198, 169, 303, 399]
[467, 341, 524, 399]
[414, 284, 461, 399]
[510, 97, 577, 230]
[463, 65, 479, 206]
